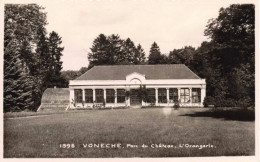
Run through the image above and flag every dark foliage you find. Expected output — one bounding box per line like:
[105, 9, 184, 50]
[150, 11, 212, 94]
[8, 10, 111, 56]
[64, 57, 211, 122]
[61, 67, 90, 87]
[167, 4, 255, 108]
[181, 108, 255, 121]
[4, 4, 65, 112]
[148, 42, 162, 64]
[88, 34, 146, 68]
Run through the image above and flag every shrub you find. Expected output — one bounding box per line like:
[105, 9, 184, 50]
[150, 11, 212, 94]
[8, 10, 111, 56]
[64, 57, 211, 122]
[203, 96, 252, 108]
[203, 96, 215, 107]
[103, 98, 106, 107]
[173, 100, 180, 109]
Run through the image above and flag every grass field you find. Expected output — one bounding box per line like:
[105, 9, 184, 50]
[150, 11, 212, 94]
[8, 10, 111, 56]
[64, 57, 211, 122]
[4, 108, 255, 157]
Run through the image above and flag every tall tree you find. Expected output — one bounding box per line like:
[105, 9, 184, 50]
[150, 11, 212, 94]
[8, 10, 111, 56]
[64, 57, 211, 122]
[48, 31, 65, 88]
[134, 44, 146, 64]
[88, 34, 147, 67]
[88, 34, 111, 68]
[122, 38, 136, 64]
[4, 4, 65, 111]
[108, 34, 124, 64]
[203, 4, 255, 107]
[4, 4, 48, 112]
[148, 42, 162, 64]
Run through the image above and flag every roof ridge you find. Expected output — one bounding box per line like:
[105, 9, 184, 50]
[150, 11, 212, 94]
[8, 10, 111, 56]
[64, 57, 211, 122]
[94, 64, 184, 67]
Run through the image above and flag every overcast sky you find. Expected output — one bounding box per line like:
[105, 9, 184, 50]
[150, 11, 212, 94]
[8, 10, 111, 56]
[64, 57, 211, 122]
[4, 0, 255, 70]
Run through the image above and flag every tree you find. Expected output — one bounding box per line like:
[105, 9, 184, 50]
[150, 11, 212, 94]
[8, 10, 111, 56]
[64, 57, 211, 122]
[168, 46, 195, 66]
[108, 34, 124, 65]
[88, 34, 147, 67]
[4, 4, 48, 112]
[61, 67, 90, 87]
[122, 38, 136, 64]
[4, 4, 65, 111]
[148, 42, 162, 64]
[48, 31, 65, 88]
[88, 34, 111, 68]
[202, 4, 255, 107]
[77, 67, 89, 76]
[205, 4, 254, 71]
[134, 44, 146, 64]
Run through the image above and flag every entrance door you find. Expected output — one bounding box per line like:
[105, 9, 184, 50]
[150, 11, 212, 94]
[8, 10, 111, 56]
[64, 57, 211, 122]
[130, 89, 142, 105]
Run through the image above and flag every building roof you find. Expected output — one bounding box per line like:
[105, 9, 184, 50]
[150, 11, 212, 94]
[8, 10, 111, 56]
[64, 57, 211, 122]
[76, 64, 200, 80]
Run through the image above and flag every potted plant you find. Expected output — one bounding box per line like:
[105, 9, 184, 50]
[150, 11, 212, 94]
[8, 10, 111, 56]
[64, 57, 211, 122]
[173, 99, 180, 110]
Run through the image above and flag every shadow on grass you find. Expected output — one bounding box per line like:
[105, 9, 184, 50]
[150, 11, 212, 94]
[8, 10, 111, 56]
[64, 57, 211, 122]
[180, 108, 255, 121]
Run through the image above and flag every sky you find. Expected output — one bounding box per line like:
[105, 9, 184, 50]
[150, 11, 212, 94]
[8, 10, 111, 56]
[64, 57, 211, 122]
[3, 0, 256, 70]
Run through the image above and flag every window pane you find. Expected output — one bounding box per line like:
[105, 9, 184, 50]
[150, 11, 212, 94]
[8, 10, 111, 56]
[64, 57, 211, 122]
[85, 89, 93, 103]
[117, 89, 125, 103]
[106, 89, 115, 103]
[185, 96, 190, 103]
[180, 89, 184, 95]
[185, 89, 189, 95]
[169, 88, 178, 102]
[74, 89, 82, 103]
[192, 88, 201, 103]
[95, 89, 103, 103]
[147, 88, 155, 103]
[180, 96, 184, 103]
[180, 88, 190, 103]
[158, 88, 167, 103]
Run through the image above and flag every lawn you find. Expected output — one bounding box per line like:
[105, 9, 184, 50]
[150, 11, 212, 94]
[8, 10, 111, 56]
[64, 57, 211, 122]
[4, 108, 255, 157]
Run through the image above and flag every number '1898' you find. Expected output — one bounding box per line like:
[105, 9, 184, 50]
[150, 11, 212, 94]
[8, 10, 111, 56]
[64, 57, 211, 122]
[59, 144, 75, 149]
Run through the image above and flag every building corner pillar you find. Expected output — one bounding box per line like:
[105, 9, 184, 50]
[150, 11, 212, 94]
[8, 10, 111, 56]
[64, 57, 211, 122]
[201, 85, 206, 107]
[70, 89, 75, 108]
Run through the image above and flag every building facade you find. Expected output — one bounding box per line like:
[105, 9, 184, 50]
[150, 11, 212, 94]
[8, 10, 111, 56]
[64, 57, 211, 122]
[69, 64, 206, 108]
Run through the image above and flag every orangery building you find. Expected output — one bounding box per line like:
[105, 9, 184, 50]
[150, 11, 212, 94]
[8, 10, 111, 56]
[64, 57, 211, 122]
[69, 64, 206, 108]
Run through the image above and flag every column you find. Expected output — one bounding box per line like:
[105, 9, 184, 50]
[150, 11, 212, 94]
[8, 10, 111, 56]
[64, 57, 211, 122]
[177, 88, 181, 101]
[126, 88, 130, 107]
[166, 88, 169, 105]
[69, 89, 75, 108]
[92, 88, 96, 103]
[155, 88, 158, 106]
[189, 88, 192, 103]
[103, 88, 106, 103]
[82, 89, 85, 108]
[114, 88, 117, 106]
[82, 89, 85, 102]
[201, 85, 206, 107]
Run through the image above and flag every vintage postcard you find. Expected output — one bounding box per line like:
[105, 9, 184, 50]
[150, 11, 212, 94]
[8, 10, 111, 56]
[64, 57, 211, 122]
[1, 0, 259, 161]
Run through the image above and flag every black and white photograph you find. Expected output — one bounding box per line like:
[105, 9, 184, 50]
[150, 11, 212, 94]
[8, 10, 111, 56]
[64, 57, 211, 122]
[1, 0, 259, 160]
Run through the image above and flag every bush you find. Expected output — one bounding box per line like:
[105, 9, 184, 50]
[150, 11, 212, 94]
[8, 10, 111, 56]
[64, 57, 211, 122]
[203, 96, 253, 108]
[203, 96, 215, 107]
[173, 100, 180, 109]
